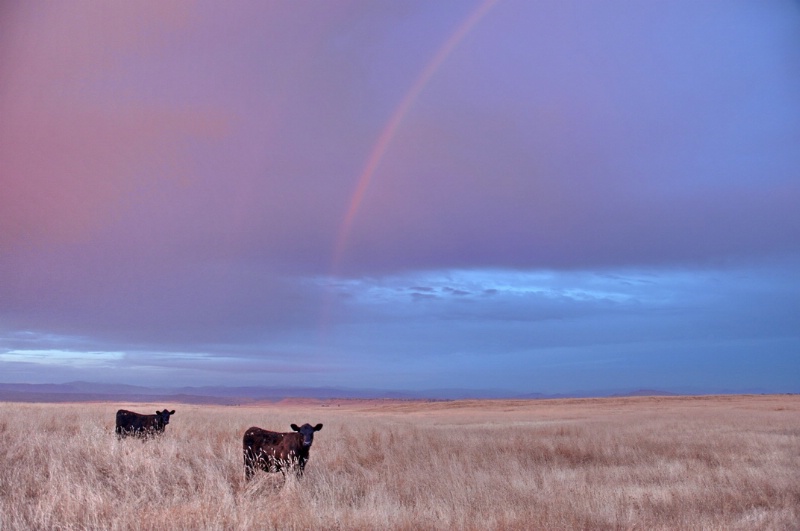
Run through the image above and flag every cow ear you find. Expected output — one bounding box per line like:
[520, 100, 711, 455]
[169, 410, 175, 415]
[291, 424, 300, 431]
[156, 410, 162, 415]
[314, 423, 323, 431]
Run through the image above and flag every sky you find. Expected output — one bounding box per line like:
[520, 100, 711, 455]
[1, 0, 798, 396]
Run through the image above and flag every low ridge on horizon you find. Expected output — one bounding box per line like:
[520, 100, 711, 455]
[0, 381, 788, 405]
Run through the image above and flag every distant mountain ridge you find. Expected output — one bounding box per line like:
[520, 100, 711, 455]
[0, 382, 459, 403]
[0, 381, 776, 404]
[609, 389, 680, 397]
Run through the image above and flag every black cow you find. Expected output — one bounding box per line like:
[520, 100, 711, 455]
[115, 409, 175, 438]
[243, 423, 323, 479]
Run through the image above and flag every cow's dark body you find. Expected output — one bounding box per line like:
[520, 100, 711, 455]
[243, 423, 322, 479]
[115, 409, 175, 438]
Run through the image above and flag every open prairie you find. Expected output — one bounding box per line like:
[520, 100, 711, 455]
[0, 395, 798, 530]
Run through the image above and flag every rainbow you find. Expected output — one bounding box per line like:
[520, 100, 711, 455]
[331, 0, 500, 273]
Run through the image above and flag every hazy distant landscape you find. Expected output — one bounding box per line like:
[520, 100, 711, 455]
[0, 381, 714, 405]
[1, 395, 797, 530]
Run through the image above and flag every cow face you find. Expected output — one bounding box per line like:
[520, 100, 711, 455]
[291, 423, 323, 447]
[156, 409, 176, 427]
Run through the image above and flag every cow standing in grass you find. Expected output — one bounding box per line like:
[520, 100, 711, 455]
[243, 423, 323, 479]
[115, 409, 175, 438]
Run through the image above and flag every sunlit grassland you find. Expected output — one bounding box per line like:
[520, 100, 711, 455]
[0, 395, 798, 530]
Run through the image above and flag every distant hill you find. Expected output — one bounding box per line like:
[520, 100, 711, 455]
[0, 381, 695, 404]
[609, 389, 681, 398]
[0, 382, 421, 404]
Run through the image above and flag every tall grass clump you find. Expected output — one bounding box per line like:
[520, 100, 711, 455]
[0, 396, 797, 530]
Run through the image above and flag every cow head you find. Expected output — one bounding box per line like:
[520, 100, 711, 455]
[155, 409, 176, 429]
[291, 423, 323, 447]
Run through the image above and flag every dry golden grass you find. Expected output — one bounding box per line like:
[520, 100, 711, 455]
[0, 395, 798, 530]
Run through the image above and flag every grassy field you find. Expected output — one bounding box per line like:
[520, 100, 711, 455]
[0, 395, 797, 530]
